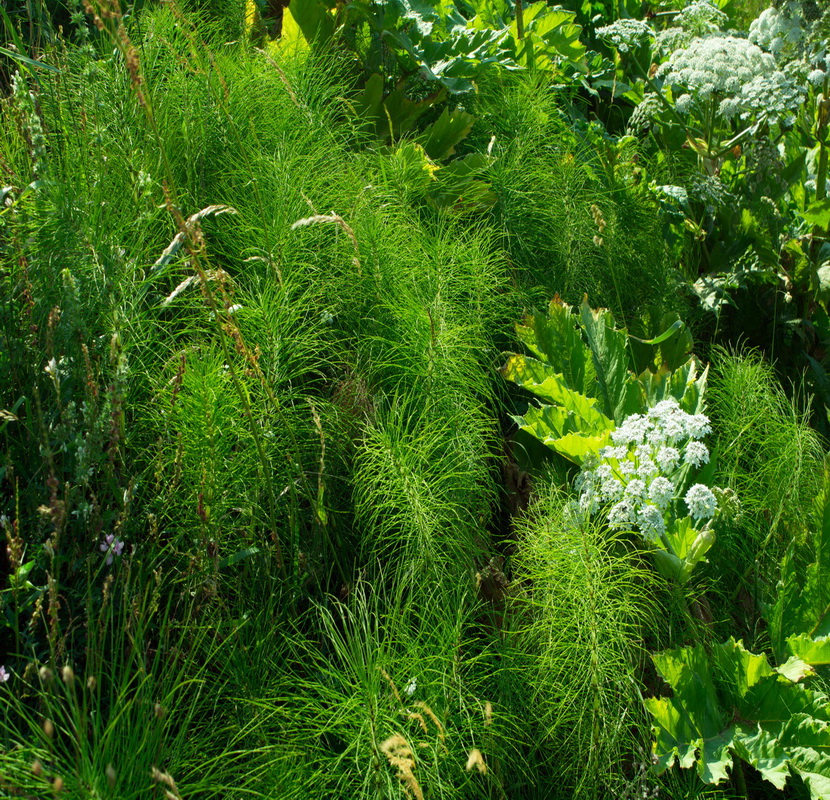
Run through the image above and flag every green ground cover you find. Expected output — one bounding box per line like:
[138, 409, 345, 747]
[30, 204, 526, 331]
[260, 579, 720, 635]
[2, 0, 830, 796]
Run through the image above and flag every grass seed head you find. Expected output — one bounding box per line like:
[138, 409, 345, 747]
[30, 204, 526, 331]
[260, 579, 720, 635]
[465, 748, 487, 774]
[380, 734, 423, 800]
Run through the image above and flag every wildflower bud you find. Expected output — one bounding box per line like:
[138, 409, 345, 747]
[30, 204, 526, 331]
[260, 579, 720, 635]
[53, 776, 64, 792]
[154, 703, 165, 719]
[106, 763, 116, 788]
[43, 719, 54, 739]
[39, 667, 53, 684]
[62, 666, 75, 686]
[87, 675, 97, 691]
[32, 760, 43, 777]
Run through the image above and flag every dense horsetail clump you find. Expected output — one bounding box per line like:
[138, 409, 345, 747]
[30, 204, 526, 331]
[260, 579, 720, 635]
[2, 0, 830, 797]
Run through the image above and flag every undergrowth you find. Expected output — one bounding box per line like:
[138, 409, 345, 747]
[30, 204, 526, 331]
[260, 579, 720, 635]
[0, 1, 822, 798]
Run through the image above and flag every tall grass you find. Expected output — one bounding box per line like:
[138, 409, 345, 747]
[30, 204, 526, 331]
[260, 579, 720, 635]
[703, 348, 825, 646]
[471, 72, 679, 318]
[509, 478, 657, 799]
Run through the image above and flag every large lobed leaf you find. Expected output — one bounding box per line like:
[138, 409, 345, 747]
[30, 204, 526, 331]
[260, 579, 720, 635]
[504, 296, 702, 465]
[648, 639, 830, 798]
[769, 466, 830, 664]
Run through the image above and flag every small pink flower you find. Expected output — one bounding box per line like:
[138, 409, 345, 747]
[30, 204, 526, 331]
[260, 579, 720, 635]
[99, 534, 125, 566]
[0, 666, 10, 683]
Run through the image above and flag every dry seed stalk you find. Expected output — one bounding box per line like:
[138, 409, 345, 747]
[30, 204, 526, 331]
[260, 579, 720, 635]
[379, 667, 404, 706]
[465, 748, 487, 775]
[290, 212, 362, 276]
[413, 701, 445, 742]
[380, 735, 423, 800]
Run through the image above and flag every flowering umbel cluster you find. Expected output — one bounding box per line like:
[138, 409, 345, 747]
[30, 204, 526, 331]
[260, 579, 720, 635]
[595, 19, 654, 53]
[574, 398, 717, 542]
[658, 35, 805, 121]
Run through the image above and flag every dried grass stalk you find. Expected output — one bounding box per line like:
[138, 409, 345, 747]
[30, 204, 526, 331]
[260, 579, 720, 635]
[290, 211, 362, 276]
[380, 734, 423, 800]
[466, 748, 487, 775]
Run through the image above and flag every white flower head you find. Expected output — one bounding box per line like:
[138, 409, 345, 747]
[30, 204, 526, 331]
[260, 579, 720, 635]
[675, 93, 694, 114]
[748, 2, 804, 59]
[600, 477, 625, 502]
[685, 440, 710, 467]
[685, 414, 712, 438]
[656, 446, 681, 472]
[658, 34, 804, 121]
[675, 0, 727, 37]
[637, 504, 666, 541]
[648, 476, 675, 509]
[625, 479, 647, 498]
[596, 19, 654, 53]
[600, 445, 628, 460]
[638, 458, 658, 478]
[611, 414, 653, 445]
[579, 487, 599, 515]
[608, 499, 636, 528]
[685, 483, 718, 520]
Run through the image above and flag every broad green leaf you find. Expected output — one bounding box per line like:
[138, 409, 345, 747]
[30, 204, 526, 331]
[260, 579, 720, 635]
[427, 152, 496, 213]
[288, 0, 335, 46]
[417, 107, 475, 160]
[514, 404, 612, 464]
[629, 308, 694, 373]
[776, 655, 816, 682]
[274, 6, 311, 52]
[732, 722, 790, 790]
[786, 635, 830, 667]
[648, 644, 731, 780]
[503, 355, 608, 428]
[382, 85, 448, 137]
[649, 638, 830, 795]
[640, 359, 707, 414]
[514, 297, 593, 395]
[551, 430, 613, 463]
[578, 297, 638, 420]
[800, 199, 830, 231]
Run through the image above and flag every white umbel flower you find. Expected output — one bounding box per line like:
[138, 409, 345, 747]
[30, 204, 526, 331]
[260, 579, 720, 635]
[608, 499, 636, 528]
[648, 476, 675, 509]
[656, 446, 681, 472]
[675, 0, 727, 36]
[638, 505, 666, 540]
[684, 440, 710, 467]
[685, 483, 718, 520]
[596, 19, 654, 53]
[658, 34, 804, 120]
[748, 2, 804, 59]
